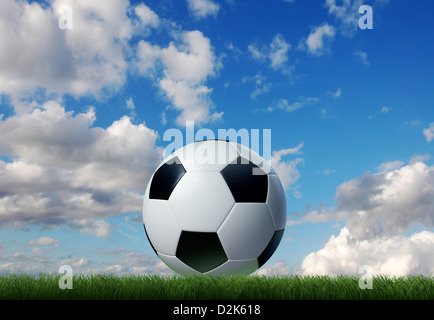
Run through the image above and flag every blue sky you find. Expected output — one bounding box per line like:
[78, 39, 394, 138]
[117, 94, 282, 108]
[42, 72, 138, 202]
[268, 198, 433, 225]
[0, 0, 434, 276]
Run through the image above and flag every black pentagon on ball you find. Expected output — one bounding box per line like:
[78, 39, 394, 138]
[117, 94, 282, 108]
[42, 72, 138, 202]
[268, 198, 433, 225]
[257, 229, 284, 268]
[176, 231, 228, 273]
[220, 156, 268, 202]
[149, 157, 186, 200]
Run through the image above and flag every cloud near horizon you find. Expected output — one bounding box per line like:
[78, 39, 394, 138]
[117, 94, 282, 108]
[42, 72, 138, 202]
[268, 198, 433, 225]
[0, 100, 163, 235]
[284, 160, 434, 276]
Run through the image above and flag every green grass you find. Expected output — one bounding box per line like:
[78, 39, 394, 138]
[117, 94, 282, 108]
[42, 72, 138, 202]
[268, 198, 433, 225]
[1, 274, 433, 300]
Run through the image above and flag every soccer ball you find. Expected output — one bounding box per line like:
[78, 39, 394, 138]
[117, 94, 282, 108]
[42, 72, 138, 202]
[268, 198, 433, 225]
[142, 140, 286, 276]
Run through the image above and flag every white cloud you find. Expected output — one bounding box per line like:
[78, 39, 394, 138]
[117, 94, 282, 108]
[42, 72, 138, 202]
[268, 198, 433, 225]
[325, 0, 364, 35]
[225, 42, 243, 55]
[323, 168, 337, 175]
[137, 30, 222, 126]
[248, 34, 292, 73]
[273, 97, 319, 112]
[1, 239, 171, 275]
[0, 0, 71, 96]
[126, 97, 135, 111]
[301, 228, 434, 276]
[0, 251, 51, 274]
[269, 34, 291, 70]
[376, 160, 404, 173]
[299, 160, 434, 276]
[28, 237, 59, 247]
[287, 206, 347, 227]
[305, 23, 336, 56]
[325, 87, 342, 100]
[135, 40, 161, 77]
[271, 142, 304, 191]
[272, 142, 304, 159]
[354, 50, 370, 66]
[134, 3, 159, 28]
[320, 108, 337, 120]
[293, 190, 302, 199]
[251, 84, 271, 100]
[325, 0, 390, 36]
[423, 122, 434, 142]
[380, 106, 391, 113]
[410, 154, 431, 164]
[187, 0, 220, 19]
[102, 264, 124, 274]
[242, 73, 272, 99]
[0, 262, 49, 274]
[0, 0, 158, 100]
[369, 105, 392, 119]
[159, 78, 221, 126]
[248, 44, 265, 61]
[0, 100, 163, 234]
[160, 31, 218, 83]
[1, 0, 222, 127]
[333, 87, 342, 98]
[72, 219, 112, 238]
[339, 162, 434, 240]
[125, 97, 136, 119]
[58, 257, 89, 269]
[87, 249, 174, 276]
[254, 261, 293, 276]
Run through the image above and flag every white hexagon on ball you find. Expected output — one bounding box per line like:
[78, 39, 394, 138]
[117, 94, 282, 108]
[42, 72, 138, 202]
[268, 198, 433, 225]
[142, 140, 286, 276]
[169, 171, 235, 232]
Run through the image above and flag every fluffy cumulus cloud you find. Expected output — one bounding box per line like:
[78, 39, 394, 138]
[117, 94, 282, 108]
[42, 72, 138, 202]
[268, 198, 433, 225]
[134, 3, 160, 29]
[299, 161, 434, 276]
[1, 0, 222, 125]
[137, 30, 223, 126]
[0, 1, 223, 240]
[305, 23, 336, 56]
[301, 228, 434, 276]
[0, 100, 163, 235]
[0, 0, 159, 99]
[186, 0, 220, 19]
[339, 162, 434, 240]
[254, 261, 293, 276]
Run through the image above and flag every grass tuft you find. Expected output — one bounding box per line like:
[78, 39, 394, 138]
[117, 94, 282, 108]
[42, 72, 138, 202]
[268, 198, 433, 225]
[0, 274, 432, 300]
